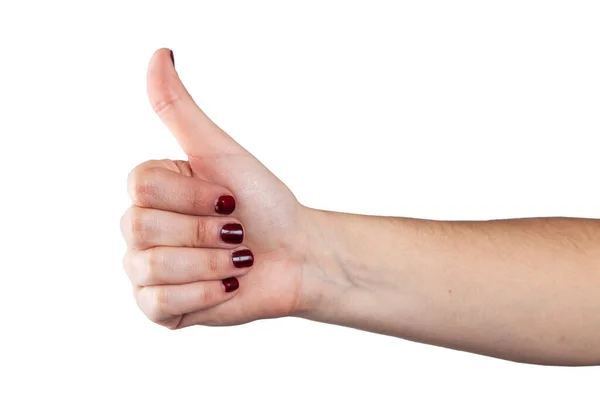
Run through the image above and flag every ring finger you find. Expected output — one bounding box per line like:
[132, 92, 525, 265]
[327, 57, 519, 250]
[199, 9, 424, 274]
[123, 247, 254, 286]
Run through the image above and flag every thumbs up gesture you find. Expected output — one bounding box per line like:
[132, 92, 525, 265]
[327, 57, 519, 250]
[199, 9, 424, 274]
[121, 49, 315, 329]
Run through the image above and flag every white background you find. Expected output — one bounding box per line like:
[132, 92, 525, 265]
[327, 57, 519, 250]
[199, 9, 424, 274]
[1, 1, 599, 398]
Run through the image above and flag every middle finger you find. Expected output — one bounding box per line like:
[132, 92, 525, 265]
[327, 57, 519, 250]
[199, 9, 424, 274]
[121, 206, 244, 250]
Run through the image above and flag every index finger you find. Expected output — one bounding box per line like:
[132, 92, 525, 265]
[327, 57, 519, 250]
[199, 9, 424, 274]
[127, 160, 236, 216]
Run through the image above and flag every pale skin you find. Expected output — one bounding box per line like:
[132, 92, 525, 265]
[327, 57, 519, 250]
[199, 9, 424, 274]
[121, 49, 600, 366]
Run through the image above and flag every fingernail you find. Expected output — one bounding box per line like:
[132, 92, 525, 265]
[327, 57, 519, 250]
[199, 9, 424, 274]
[222, 277, 239, 292]
[232, 249, 254, 268]
[215, 195, 235, 215]
[169, 50, 175, 66]
[221, 223, 243, 244]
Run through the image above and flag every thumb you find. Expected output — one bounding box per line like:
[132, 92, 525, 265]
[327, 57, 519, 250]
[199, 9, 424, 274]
[147, 48, 242, 157]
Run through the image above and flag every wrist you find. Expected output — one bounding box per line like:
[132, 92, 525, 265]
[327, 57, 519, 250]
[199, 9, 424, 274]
[289, 207, 351, 320]
[290, 208, 431, 336]
[291, 207, 389, 324]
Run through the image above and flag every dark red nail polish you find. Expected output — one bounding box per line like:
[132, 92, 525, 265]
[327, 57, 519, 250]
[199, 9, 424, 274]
[223, 277, 239, 292]
[169, 50, 175, 66]
[232, 249, 254, 268]
[221, 223, 243, 244]
[215, 195, 235, 215]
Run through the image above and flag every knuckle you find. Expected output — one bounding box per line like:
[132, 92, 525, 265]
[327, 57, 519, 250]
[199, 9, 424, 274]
[121, 207, 146, 246]
[151, 94, 180, 116]
[188, 185, 210, 213]
[199, 287, 214, 304]
[143, 248, 163, 285]
[119, 208, 132, 240]
[190, 186, 203, 212]
[122, 251, 134, 278]
[155, 286, 169, 308]
[193, 218, 209, 246]
[145, 287, 169, 322]
[129, 167, 160, 207]
[129, 208, 150, 246]
[206, 251, 221, 275]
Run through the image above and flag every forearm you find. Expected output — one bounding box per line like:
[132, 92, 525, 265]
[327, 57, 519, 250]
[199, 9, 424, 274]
[295, 209, 600, 365]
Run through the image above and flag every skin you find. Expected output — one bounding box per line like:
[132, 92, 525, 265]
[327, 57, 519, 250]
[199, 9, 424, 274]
[121, 48, 600, 366]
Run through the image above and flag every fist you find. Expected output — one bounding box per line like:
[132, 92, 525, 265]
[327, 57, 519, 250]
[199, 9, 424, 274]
[120, 49, 314, 329]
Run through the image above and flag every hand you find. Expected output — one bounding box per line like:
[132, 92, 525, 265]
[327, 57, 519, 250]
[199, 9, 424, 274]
[120, 49, 314, 329]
